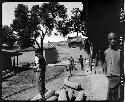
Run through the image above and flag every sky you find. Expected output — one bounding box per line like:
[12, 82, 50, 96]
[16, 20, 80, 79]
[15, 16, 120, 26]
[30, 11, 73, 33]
[2, 2, 83, 26]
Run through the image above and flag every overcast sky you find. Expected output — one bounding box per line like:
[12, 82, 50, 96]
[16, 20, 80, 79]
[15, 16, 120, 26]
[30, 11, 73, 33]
[2, 2, 83, 26]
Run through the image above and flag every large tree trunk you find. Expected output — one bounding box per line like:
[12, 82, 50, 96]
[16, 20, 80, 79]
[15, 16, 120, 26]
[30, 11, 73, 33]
[37, 36, 46, 100]
[41, 37, 43, 55]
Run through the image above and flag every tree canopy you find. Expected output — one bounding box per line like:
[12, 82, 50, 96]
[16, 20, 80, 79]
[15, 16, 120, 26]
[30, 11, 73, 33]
[2, 25, 16, 47]
[69, 8, 85, 36]
[11, 2, 68, 49]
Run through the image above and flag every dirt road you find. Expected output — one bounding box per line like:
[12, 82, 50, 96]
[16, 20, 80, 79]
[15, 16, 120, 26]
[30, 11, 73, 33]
[4, 62, 108, 101]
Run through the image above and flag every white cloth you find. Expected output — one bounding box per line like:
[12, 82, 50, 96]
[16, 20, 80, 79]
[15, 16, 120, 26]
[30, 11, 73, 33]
[35, 56, 39, 65]
[35, 56, 40, 71]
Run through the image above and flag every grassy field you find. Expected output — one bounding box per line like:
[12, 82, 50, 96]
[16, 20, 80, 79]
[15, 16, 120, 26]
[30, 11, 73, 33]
[2, 65, 66, 99]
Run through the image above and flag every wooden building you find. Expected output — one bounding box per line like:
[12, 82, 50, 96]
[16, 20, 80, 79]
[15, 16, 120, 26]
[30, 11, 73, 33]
[1, 49, 23, 70]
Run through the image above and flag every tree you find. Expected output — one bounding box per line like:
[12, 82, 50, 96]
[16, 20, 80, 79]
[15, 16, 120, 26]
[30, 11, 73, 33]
[11, 4, 34, 49]
[11, 2, 68, 100]
[56, 19, 71, 37]
[70, 8, 85, 36]
[2, 25, 16, 47]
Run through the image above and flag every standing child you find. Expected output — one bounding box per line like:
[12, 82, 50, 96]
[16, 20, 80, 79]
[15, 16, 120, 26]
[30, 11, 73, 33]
[104, 32, 120, 101]
[69, 56, 75, 75]
[79, 55, 84, 70]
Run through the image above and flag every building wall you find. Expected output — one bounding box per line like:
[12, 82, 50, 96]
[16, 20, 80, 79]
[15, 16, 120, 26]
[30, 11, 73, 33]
[15, 49, 58, 65]
[15, 51, 36, 65]
[57, 46, 88, 62]
[16, 50, 46, 64]
[45, 48, 58, 64]
[2, 48, 58, 68]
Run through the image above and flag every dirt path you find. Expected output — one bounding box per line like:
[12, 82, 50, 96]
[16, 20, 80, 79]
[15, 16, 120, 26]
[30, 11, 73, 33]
[4, 64, 81, 100]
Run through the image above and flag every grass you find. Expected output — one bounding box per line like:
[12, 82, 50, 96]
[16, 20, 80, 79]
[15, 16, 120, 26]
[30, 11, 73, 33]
[2, 65, 66, 99]
[45, 66, 65, 82]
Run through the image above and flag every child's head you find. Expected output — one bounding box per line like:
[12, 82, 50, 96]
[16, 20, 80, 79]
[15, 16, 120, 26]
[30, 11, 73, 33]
[108, 32, 117, 46]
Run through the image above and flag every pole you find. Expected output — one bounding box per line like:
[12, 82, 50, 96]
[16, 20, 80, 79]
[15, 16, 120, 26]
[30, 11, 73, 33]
[17, 55, 18, 67]
[90, 43, 93, 71]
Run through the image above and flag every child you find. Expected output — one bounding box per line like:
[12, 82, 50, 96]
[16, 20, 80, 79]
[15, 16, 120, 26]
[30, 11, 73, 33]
[79, 55, 84, 70]
[69, 57, 75, 75]
[104, 32, 120, 100]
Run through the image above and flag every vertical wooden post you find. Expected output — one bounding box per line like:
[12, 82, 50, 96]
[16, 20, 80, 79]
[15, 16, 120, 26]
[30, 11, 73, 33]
[17, 55, 18, 67]
[94, 53, 97, 74]
[90, 43, 93, 71]
[82, 0, 88, 35]
[13, 57, 15, 67]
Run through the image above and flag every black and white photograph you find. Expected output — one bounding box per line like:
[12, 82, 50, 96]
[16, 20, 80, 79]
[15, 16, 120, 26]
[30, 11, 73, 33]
[1, 0, 124, 101]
